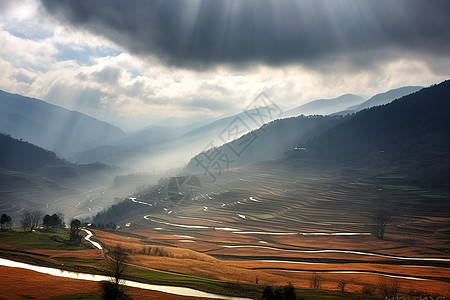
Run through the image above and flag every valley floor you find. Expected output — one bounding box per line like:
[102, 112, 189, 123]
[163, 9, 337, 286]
[94, 162, 450, 298]
[1, 162, 449, 299]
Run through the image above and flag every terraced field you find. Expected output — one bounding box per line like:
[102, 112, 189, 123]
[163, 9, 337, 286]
[119, 161, 450, 297]
[0, 169, 162, 225]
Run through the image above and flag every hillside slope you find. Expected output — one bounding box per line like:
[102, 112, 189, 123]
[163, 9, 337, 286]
[0, 134, 62, 173]
[0, 133, 115, 222]
[0, 90, 126, 159]
[186, 115, 344, 171]
[305, 81, 450, 185]
[335, 86, 423, 115]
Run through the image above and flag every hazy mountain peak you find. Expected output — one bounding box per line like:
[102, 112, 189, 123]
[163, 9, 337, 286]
[0, 90, 127, 160]
[357, 86, 423, 110]
[334, 86, 424, 115]
[284, 94, 365, 117]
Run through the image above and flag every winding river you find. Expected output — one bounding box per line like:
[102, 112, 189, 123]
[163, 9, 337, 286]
[0, 258, 251, 300]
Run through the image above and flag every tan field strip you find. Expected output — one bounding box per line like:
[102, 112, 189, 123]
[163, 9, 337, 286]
[0, 265, 227, 300]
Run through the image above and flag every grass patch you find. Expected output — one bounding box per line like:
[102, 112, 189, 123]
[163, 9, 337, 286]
[0, 228, 86, 250]
[128, 269, 376, 300]
[129, 269, 261, 298]
[295, 288, 377, 300]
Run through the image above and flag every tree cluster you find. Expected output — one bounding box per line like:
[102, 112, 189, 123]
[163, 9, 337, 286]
[43, 213, 64, 231]
[0, 213, 12, 229]
[90, 222, 117, 230]
[262, 283, 297, 300]
[93, 196, 156, 226]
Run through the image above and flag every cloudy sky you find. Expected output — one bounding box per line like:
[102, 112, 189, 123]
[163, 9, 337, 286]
[1, 0, 449, 131]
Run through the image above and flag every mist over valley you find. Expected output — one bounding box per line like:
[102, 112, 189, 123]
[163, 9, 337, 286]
[1, 1, 450, 299]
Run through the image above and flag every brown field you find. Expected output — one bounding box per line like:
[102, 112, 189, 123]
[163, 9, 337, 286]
[91, 227, 450, 296]
[0, 266, 217, 300]
[2, 163, 450, 299]
[28, 248, 104, 260]
[89, 164, 450, 298]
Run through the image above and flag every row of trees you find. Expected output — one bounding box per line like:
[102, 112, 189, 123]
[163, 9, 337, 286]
[20, 209, 64, 232]
[19, 209, 82, 243]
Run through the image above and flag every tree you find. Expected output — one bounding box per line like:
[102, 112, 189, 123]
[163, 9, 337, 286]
[5, 214, 12, 229]
[70, 219, 82, 242]
[261, 284, 297, 300]
[21, 209, 42, 232]
[379, 278, 399, 298]
[375, 209, 391, 239]
[337, 279, 347, 292]
[21, 210, 32, 231]
[101, 246, 131, 300]
[0, 213, 12, 229]
[283, 283, 297, 300]
[262, 286, 274, 300]
[43, 213, 63, 231]
[43, 214, 52, 231]
[31, 210, 43, 231]
[310, 272, 321, 289]
[274, 288, 283, 300]
[56, 212, 65, 228]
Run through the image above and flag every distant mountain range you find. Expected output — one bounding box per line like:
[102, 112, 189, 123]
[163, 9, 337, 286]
[284, 94, 364, 117]
[74, 103, 283, 170]
[186, 81, 450, 187]
[186, 85, 431, 172]
[0, 88, 284, 170]
[0, 90, 126, 159]
[0, 85, 430, 173]
[334, 86, 423, 115]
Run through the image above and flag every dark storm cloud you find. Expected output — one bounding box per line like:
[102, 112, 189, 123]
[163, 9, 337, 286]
[39, 0, 450, 69]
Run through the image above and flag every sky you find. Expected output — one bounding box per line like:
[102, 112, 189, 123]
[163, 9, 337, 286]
[0, 0, 449, 131]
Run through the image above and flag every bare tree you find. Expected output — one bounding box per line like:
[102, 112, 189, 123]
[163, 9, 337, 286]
[379, 277, 400, 298]
[337, 279, 347, 292]
[21, 209, 32, 231]
[31, 210, 42, 231]
[101, 245, 131, 300]
[375, 209, 391, 239]
[21, 209, 42, 232]
[310, 272, 321, 289]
